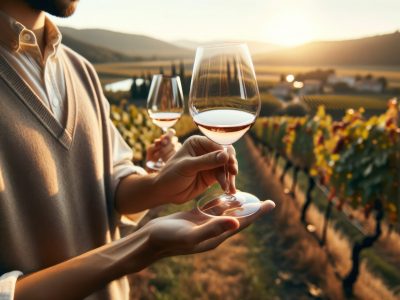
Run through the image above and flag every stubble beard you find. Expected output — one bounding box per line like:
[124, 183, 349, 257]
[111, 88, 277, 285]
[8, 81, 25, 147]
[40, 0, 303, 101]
[24, 0, 79, 18]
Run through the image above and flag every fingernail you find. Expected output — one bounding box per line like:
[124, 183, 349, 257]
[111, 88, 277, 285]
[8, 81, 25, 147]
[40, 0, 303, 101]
[216, 151, 225, 162]
[162, 139, 168, 146]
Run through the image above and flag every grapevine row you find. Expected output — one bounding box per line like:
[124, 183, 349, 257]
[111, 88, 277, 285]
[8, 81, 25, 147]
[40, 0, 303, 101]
[251, 99, 399, 295]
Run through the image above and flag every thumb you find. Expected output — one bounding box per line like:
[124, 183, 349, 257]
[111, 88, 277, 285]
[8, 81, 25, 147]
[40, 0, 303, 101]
[182, 150, 228, 173]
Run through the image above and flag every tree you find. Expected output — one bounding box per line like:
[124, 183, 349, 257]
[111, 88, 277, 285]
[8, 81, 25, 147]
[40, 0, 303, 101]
[377, 76, 387, 91]
[171, 61, 177, 76]
[179, 60, 185, 79]
[130, 76, 137, 99]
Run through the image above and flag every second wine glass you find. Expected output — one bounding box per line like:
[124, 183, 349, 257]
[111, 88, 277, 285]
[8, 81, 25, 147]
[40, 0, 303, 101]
[146, 74, 184, 171]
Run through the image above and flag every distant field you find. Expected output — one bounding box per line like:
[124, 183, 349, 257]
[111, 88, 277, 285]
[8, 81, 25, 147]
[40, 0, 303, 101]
[303, 94, 389, 110]
[254, 64, 400, 88]
[95, 61, 400, 88]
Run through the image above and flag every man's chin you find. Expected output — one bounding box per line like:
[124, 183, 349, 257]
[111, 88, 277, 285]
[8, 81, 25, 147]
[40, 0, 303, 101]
[24, 0, 79, 18]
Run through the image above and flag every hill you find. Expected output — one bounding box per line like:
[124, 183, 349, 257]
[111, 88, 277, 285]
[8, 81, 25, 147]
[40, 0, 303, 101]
[62, 34, 138, 63]
[256, 31, 400, 66]
[174, 39, 282, 55]
[60, 27, 192, 59]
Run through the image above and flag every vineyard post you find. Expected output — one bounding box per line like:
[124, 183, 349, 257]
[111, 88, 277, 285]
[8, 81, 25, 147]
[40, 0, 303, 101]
[272, 152, 280, 174]
[264, 146, 271, 166]
[289, 166, 300, 196]
[280, 160, 292, 183]
[342, 199, 384, 296]
[320, 199, 333, 246]
[300, 175, 315, 224]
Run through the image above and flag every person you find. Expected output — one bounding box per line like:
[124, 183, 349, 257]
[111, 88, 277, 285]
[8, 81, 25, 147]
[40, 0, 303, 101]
[0, 0, 275, 299]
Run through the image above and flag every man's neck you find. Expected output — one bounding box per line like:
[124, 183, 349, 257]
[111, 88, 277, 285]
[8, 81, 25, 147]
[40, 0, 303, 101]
[0, 1, 46, 54]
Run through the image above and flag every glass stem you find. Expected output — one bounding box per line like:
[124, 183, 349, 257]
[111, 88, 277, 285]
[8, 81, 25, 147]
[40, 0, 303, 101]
[223, 145, 231, 195]
[158, 127, 168, 163]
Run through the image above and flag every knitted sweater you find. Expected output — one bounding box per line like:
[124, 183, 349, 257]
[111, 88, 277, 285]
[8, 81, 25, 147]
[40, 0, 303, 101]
[0, 46, 130, 299]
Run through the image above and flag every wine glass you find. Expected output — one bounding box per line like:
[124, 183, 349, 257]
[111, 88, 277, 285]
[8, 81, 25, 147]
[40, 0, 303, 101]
[146, 74, 184, 171]
[189, 43, 261, 218]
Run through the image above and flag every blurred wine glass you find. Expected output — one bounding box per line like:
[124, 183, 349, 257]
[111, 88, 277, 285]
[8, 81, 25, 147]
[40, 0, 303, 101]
[146, 74, 184, 171]
[189, 43, 261, 218]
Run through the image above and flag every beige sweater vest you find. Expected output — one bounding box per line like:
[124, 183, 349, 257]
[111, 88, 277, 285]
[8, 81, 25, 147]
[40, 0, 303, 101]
[0, 45, 129, 299]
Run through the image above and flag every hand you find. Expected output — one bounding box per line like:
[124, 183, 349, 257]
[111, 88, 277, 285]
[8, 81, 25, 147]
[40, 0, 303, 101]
[143, 200, 275, 258]
[153, 135, 238, 204]
[146, 129, 181, 164]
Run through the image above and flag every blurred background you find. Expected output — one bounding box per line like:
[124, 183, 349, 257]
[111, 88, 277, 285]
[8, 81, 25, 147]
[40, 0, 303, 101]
[54, 0, 399, 299]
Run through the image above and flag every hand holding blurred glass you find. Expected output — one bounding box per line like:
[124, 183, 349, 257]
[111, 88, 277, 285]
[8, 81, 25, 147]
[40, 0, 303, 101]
[147, 75, 184, 171]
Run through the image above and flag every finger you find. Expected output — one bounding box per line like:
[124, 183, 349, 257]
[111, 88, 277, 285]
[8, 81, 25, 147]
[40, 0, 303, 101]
[191, 216, 239, 243]
[226, 145, 236, 156]
[228, 174, 236, 194]
[215, 167, 228, 191]
[171, 136, 179, 145]
[185, 136, 223, 155]
[181, 150, 228, 174]
[227, 156, 238, 175]
[159, 143, 174, 156]
[151, 150, 161, 161]
[236, 200, 276, 228]
[160, 129, 175, 145]
[166, 128, 176, 137]
[160, 135, 172, 146]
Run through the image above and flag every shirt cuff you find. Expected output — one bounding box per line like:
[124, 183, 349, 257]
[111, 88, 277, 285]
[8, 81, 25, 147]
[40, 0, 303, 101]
[111, 164, 147, 198]
[0, 271, 23, 300]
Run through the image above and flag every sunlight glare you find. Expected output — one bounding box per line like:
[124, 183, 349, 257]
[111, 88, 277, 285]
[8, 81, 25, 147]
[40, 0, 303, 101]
[263, 13, 315, 46]
[286, 74, 295, 82]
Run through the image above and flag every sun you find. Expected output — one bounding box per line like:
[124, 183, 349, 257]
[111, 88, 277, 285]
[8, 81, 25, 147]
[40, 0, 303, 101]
[262, 14, 315, 47]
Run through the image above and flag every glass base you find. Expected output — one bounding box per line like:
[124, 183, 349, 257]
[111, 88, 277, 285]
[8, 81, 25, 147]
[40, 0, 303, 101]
[146, 159, 165, 171]
[196, 190, 261, 218]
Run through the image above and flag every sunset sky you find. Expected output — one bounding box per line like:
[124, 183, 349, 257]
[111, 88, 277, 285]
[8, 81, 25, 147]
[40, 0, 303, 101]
[53, 0, 400, 46]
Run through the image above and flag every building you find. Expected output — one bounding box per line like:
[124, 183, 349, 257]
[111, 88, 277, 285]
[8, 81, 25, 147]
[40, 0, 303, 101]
[327, 74, 356, 87]
[270, 83, 292, 99]
[354, 79, 384, 93]
[300, 79, 322, 95]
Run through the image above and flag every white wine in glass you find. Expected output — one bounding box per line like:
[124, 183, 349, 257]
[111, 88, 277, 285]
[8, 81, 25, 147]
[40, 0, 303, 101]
[147, 74, 184, 171]
[189, 43, 261, 218]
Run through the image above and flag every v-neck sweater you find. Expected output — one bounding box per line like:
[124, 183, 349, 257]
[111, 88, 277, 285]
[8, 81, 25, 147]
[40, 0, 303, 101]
[0, 46, 130, 299]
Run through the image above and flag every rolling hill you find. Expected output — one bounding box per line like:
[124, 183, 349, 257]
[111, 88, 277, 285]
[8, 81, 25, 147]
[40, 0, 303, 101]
[256, 31, 400, 66]
[60, 27, 192, 59]
[61, 34, 137, 63]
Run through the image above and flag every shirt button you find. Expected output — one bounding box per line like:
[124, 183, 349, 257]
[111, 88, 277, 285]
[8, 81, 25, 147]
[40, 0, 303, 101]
[22, 33, 32, 43]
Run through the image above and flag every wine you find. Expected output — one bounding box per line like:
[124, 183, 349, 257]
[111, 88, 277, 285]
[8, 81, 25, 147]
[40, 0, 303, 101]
[193, 109, 255, 145]
[149, 112, 182, 129]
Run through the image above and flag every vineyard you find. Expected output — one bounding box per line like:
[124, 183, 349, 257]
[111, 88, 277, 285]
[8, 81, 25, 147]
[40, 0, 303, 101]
[251, 99, 400, 296]
[108, 94, 400, 298]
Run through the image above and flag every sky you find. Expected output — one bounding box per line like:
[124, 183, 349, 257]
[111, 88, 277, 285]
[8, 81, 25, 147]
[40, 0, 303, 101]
[52, 0, 400, 46]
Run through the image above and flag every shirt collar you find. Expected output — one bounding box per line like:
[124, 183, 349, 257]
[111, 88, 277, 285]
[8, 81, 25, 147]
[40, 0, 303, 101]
[0, 10, 62, 58]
